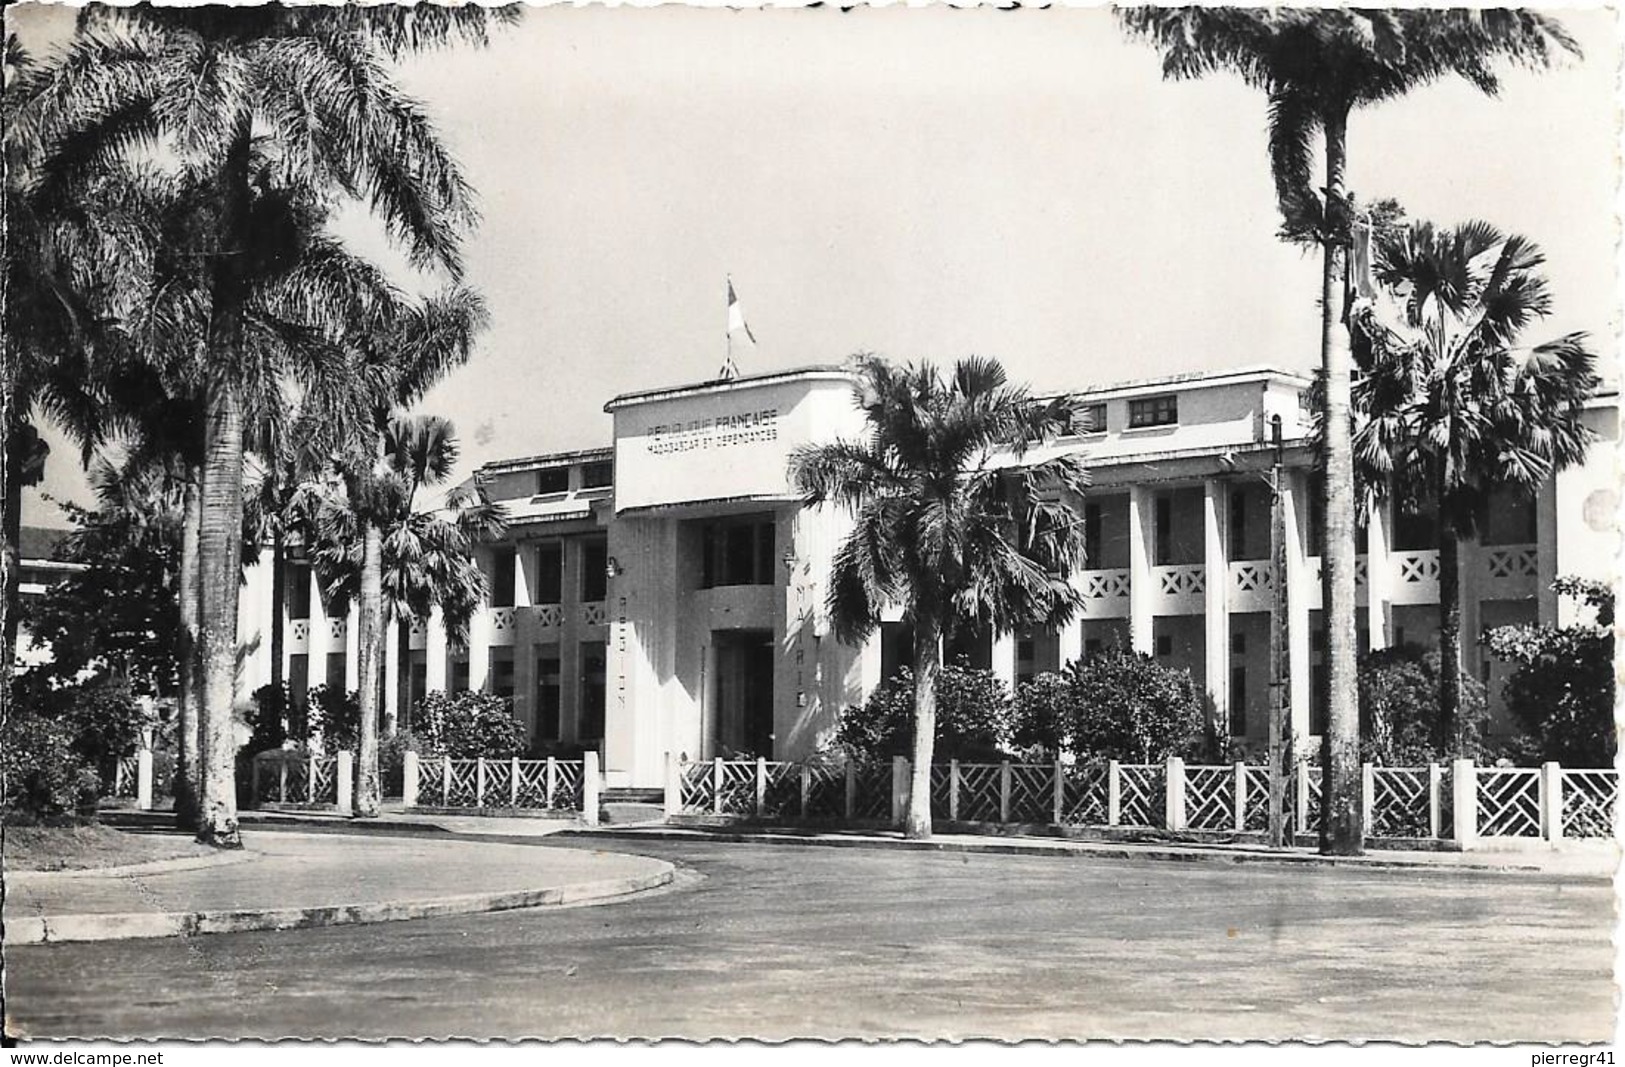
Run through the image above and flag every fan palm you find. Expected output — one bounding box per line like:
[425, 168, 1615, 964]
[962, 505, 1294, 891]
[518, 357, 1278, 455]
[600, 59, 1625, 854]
[10, 3, 515, 846]
[1117, 7, 1578, 855]
[1349, 219, 1596, 750]
[789, 355, 1089, 839]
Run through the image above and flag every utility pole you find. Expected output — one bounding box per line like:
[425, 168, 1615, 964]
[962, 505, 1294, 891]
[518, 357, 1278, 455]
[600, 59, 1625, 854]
[1267, 414, 1292, 848]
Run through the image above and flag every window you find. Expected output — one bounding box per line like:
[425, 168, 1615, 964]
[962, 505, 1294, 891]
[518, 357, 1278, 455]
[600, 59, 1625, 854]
[450, 656, 469, 693]
[581, 538, 608, 602]
[581, 461, 613, 489]
[325, 652, 346, 691]
[288, 563, 312, 620]
[1311, 627, 1327, 654]
[535, 467, 569, 496]
[535, 649, 562, 739]
[490, 547, 515, 608]
[1154, 495, 1172, 566]
[490, 648, 515, 699]
[700, 517, 777, 588]
[1155, 634, 1172, 658]
[1084, 638, 1102, 656]
[1229, 488, 1248, 559]
[1083, 502, 1102, 566]
[1128, 394, 1178, 428]
[289, 655, 310, 715]
[1229, 666, 1247, 736]
[1231, 631, 1246, 656]
[536, 543, 563, 605]
[1072, 403, 1108, 435]
[579, 642, 607, 741]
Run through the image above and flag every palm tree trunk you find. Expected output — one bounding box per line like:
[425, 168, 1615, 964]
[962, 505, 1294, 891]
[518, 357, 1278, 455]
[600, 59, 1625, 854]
[906, 611, 942, 840]
[2, 432, 24, 670]
[354, 516, 384, 817]
[196, 386, 245, 849]
[270, 526, 286, 694]
[174, 463, 203, 828]
[1318, 107, 1364, 856]
[1437, 530, 1463, 753]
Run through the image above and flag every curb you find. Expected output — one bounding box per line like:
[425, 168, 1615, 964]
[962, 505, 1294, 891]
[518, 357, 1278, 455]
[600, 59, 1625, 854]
[560, 827, 1616, 882]
[7, 849, 257, 883]
[7, 862, 675, 946]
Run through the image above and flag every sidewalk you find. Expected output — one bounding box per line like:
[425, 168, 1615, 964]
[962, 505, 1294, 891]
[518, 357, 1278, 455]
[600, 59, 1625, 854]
[6, 829, 674, 945]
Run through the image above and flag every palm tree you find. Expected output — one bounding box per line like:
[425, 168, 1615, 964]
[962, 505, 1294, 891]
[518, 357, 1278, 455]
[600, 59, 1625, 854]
[789, 355, 1089, 839]
[12, 4, 515, 846]
[295, 414, 506, 782]
[1116, 8, 1578, 855]
[1349, 219, 1596, 750]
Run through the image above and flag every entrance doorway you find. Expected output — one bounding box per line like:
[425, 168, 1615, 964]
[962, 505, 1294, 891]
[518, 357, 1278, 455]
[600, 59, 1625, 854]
[713, 630, 775, 757]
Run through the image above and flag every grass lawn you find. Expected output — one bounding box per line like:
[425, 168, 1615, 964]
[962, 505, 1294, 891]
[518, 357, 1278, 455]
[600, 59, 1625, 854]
[3, 822, 219, 872]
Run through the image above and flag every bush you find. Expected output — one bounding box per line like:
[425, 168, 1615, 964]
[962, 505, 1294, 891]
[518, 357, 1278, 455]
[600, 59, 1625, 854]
[380, 730, 422, 797]
[1357, 645, 1488, 765]
[411, 691, 527, 758]
[1013, 672, 1072, 756]
[306, 684, 360, 751]
[2, 712, 96, 818]
[4, 673, 154, 819]
[1065, 649, 1206, 764]
[834, 663, 1014, 761]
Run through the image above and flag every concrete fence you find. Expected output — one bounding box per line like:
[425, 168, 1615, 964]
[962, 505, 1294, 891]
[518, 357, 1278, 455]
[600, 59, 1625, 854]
[402, 752, 599, 826]
[665, 753, 1618, 849]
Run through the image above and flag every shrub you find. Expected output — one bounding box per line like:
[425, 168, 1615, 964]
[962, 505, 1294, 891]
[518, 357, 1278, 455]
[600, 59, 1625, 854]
[411, 691, 527, 758]
[833, 663, 1014, 761]
[1013, 672, 1072, 756]
[2, 712, 95, 818]
[306, 684, 360, 751]
[380, 730, 422, 797]
[1065, 649, 1206, 764]
[1486, 578, 1615, 767]
[4, 673, 156, 819]
[1357, 645, 1488, 765]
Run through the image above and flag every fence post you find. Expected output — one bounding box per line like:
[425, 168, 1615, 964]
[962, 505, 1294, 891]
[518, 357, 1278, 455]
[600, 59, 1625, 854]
[136, 747, 153, 812]
[1361, 763, 1375, 835]
[442, 754, 451, 806]
[336, 751, 353, 816]
[1451, 758, 1477, 850]
[999, 761, 1012, 824]
[664, 752, 681, 819]
[511, 756, 520, 807]
[755, 756, 768, 817]
[891, 756, 909, 828]
[1427, 762, 1442, 839]
[844, 761, 856, 820]
[1165, 756, 1185, 832]
[1053, 759, 1065, 826]
[799, 764, 811, 819]
[1107, 760, 1121, 827]
[308, 754, 319, 805]
[476, 757, 487, 808]
[1294, 759, 1310, 839]
[1541, 762, 1563, 844]
[949, 760, 961, 822]
[713, 756, 725, 817]
[582, 751, 601, 827]
[547, 756, 558, 809]
[403, 751, 419, 808]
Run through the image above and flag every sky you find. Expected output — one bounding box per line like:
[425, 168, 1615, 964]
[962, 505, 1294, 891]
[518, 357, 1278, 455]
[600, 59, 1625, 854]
[14, 2, 1621, 520]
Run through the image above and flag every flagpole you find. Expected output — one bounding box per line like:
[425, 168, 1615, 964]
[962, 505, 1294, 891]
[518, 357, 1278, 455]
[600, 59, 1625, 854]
[725, 275, 732, 380]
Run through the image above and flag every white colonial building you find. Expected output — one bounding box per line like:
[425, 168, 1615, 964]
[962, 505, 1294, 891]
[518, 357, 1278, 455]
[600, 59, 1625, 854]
[231, 363, 1620, 790]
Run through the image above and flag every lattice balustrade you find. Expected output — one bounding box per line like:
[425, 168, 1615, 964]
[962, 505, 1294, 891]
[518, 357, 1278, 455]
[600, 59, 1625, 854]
[716, 761, 757, 816]
[1562, 770, 1617, 839]
[1007, 764, 1054, 823]
[327, 618, 346, 641]
[930, 765, 952, 820]
[1369, 767, 1430, 838]
[1061, 764, 1109, 826]
[1156, 566, 1205, 597]
[1183, 765, 1237, 831]
[1242, 766, 1271, 832]
[532, 604, 564, 628]
[1082, 570, 1131, 599]
[1477, 768, 1541, 838]
[679, 762, 714, 813]
[291, 620, 310, 643]
[444, 759, 479, 806]
[761, 762, 800, 819]
[1397, 551, 1441, 585]
[852, 762, 892, 820]
[1117, 765, 1163, 828]
[802, 765, 846, 818]
[582, 601, 608, 626]
[491, 607, 516, 636]
[954, 764, 1002, 822]
[482, 759, 514, 806]
[1230, 562, 1274, 594]
[1354, 556, 1369, 587]
[1297, 766, 1323, 835]
[417, 756, 445, 805]
[1485, 546, 1538, 580]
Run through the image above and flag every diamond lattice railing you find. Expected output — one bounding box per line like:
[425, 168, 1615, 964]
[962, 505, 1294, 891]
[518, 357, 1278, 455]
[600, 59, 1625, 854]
[1118, 765, 1164, 828]
[445, 760, 479, 806]
[482, 760, 514, 806]
[1183, 765, 1236, 831]
[1242, 766, 1272, 832]
[1369, 768, 1431, 838]
[679, 762, 713, 813]
[1477, 768, 1541, 838]
[1061, 764, 1109, 826]
[1562, 770, 1617, 839]
[717, 761, 757, 815]
[1008, 764, 1054, 823]
[955, 764, 1002, 822]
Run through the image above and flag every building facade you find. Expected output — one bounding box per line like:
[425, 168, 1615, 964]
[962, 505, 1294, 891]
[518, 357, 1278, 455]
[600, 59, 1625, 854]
[232, 364, 1620, 789]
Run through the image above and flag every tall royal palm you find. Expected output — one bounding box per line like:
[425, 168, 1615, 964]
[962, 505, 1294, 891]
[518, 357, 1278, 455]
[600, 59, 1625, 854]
[1350, 219, 1596, 750]
[789, 356, 1089, 839]
[13, 4, 514, 846]
[1117, 8, 1578, 855]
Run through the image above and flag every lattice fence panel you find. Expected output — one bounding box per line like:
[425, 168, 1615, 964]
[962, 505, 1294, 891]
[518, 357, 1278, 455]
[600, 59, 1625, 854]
[1118, 765, 1164, 828]
[761, 762, 799, 819]
[1477, 768, 1541, 838]
[955, 764, 1002, 822]
[1242, 766, 1272, 832]
[310, 758, 337, 805]
[416, 756, 443, 805]
[679, 762, 713, 813]
[804, 765, 846, 818]
[1562, 770, 1618, 839]
[852, 762, 892, 820]
[1008, 764, 1054, 823]
[110, 755, 139, 799]
[1184, 766, 1235, 831]
[1298, 766, 1323, 836]
[513, 761, 548, 808]
[551, 761, 584, 811]
[930, 765, 952, 820]
[1370, 768, 1430, 838]
[445, 760, 478, 806]
[717, 761, 756, 816]
[1061, 764, 1109, 826]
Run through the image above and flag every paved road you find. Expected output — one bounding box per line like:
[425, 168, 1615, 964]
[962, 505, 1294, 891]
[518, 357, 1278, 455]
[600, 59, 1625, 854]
[6, 837, 1613, 1042]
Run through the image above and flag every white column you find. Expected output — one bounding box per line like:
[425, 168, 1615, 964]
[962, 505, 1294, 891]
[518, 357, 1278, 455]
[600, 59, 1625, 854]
[383, 618, 401, 735]
[990, 630, 1017, 692]
[425, 605, 449, 693]
[514, 542, 534, 608]
[1203, 480, 1229, 733]
[1365, 494, 1393, 651]
[1058, 612, 1084, 669]
[1535, 477, 1560, 625]
[1127, 484, 1155, 654]
[344, 601, 361, 693]
[1283, 472, 1312, 742]
[308, 568, 332, 691]
[467, 553, 492, 692]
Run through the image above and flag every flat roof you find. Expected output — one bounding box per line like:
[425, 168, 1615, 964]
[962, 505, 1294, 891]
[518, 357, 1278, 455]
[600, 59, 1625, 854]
[604, 364, 853, 412]
[479, 446, 613, 476]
